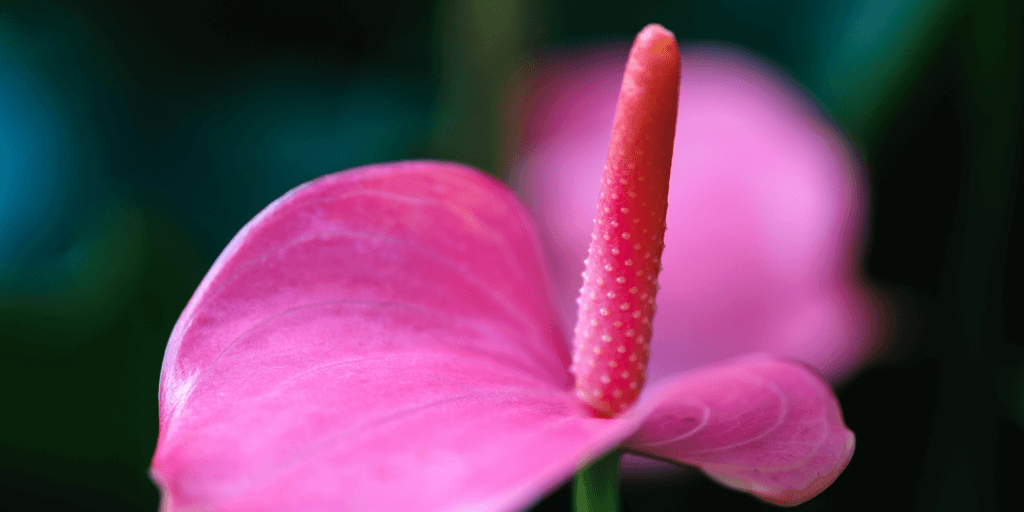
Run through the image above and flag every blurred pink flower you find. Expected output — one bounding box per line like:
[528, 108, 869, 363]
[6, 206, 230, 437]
[151, 162, 853, 511]
[511, 45, 880, 385]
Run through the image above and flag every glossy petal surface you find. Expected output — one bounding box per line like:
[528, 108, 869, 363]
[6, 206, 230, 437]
[513, 46, 878, 383]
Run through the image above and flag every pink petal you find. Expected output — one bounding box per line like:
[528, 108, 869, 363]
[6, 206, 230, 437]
[626, 356, 855, 506]
[152, 161, 853, 509]
[511, 45, 879, 383]
[152, 162, 637, 511]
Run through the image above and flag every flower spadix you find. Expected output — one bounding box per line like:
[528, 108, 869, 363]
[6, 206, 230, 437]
[572, 24, 679, 416]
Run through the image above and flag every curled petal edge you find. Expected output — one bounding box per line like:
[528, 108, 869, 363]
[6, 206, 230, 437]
[624, 355, 855, 506]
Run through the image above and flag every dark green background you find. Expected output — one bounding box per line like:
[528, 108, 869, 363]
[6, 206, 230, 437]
[1, 1, 1020, 510]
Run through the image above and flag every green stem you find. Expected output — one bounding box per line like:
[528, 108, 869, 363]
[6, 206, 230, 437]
[573, 450, 621, 512]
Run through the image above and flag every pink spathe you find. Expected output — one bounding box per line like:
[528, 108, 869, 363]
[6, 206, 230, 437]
[152, 162, 854, 511]
[512, 45, 878, 384]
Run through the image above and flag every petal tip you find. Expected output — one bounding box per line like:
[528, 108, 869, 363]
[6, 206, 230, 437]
[720, 429, 856, 507]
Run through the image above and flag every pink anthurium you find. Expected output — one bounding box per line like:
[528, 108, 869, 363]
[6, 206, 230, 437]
[152, 25, 854, 511]
[512, 44, 880, 386]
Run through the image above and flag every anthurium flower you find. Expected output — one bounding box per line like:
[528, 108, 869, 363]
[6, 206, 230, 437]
[512, 44, 879, 385]
[151, 26, 854, 511]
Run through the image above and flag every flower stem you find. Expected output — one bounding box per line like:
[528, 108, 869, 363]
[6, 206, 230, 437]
[573, 450, 621, 512]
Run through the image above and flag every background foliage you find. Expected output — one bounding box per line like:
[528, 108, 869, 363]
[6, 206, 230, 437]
[1, 1, 1020, 510]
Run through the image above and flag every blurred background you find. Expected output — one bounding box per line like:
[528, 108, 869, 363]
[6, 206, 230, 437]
[0, 0, 1019, 510]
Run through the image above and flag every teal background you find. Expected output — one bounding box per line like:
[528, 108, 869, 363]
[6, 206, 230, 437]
[1, 1, 1019, 510]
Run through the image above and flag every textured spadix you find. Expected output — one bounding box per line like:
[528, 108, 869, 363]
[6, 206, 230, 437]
[572, 24, 679, 416]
